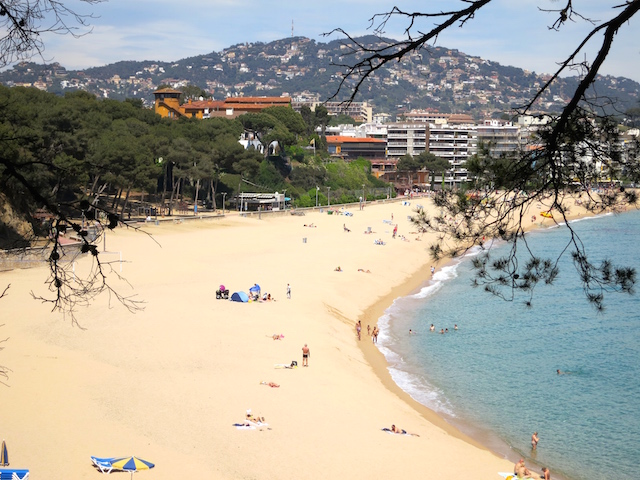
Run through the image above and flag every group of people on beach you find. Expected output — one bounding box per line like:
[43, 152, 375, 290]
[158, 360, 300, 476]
[513, 457, 550, 479]
[366, 324, 379, 343]
[364, 324, 379, 342]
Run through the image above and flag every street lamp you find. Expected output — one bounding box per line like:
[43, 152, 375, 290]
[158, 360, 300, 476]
[327, 186, 331, 207]
[362, 184, 366, 204]
[222, 192, 227, 215]
[315, 186, 319, 207]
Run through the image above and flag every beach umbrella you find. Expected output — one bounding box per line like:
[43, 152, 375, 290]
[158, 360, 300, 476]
[110, 456, 154, 479]
[249, 284, 261, 293]
[0, 440, 8, 466]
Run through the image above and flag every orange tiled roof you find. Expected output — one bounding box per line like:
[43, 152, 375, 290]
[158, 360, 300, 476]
[182, 100, 225, 110]
[326, 136, 386, 144]
[224, 96, 291, 105]
[153, 87, 182, 94]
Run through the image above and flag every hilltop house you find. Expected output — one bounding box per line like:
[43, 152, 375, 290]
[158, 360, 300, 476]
[152, 88, 292, 119]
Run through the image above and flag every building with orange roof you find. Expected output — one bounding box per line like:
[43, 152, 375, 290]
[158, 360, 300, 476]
[326, 136, 387, 160]
[152, 89, 292, 119]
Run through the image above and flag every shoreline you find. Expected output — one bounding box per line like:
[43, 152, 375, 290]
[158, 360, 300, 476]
[356, 203, 616, 480]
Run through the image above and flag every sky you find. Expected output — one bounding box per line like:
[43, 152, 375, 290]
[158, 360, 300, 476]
[32, 0, 640, 83]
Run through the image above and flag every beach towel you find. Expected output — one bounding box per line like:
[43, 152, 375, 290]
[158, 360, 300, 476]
[233, 423, 256, 430]
[381, 428, 411, 436]
[274, 361, 297, 369]
[247, 420, 269, 427]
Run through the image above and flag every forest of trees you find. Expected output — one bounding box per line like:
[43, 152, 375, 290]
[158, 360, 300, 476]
[0, 85, 392, 242]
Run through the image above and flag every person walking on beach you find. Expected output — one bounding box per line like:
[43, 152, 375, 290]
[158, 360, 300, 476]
[286, 283, 291, 299]
[372, 326, 379, 343]
[393, 224, 398, 238]
[302, 344, 310, 367]
[356, 321, 362, 340]
[531, 432, 539, 450]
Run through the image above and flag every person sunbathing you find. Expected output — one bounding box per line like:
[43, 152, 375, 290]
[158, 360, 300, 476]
[334, 266, 342, 272]
[358, 268, 372, 273]
[246, 412, 266, 423]
[390, 424, 420, 436]
[260, 381, 280, 388]
[272, 333, 284, 340]
[514, 459, 533, 478]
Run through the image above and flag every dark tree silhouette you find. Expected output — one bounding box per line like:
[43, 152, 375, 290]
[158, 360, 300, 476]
[326, 1, 640, 308]
[0, 0, 104, 68]
[0, 1, 151, 326]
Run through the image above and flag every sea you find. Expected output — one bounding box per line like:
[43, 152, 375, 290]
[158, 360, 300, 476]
[376, 209, 640, 480]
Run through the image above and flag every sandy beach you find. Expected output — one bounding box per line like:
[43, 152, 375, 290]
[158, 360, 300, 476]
[1, 198, 585, 479]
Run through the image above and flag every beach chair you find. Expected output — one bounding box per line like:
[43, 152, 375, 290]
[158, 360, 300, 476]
[0, 469, 29, 480]
[90, 456, 119, 474]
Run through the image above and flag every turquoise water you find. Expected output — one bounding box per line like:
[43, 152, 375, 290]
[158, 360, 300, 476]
[377, 209, 640, 480]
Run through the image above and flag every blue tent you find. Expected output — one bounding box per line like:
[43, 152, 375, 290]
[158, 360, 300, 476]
[231, 291, 249, 302]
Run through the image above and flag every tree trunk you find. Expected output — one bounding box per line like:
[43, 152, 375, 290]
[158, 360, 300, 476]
[194, 178, 200, 213]
[120, 187, 131, 218]
[111, 188, 121, 210]
[89, 175, 101, 197]
[92, 183, 108, 206]
[214, 179, 218, 212]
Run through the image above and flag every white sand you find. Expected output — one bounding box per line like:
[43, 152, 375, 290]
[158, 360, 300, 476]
[2, 198, 577, 479]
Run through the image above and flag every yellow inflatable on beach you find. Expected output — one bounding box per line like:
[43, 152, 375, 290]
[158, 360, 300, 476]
[540, 211, 553, 218]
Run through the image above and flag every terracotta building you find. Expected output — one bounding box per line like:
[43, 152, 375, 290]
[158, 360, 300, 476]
[152, 89, 292, 119]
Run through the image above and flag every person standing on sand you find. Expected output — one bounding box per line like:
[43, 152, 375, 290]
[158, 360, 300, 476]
[302, 344, 310, 367]
[356, 321, 362, 340]
[286, 283, 291, 299]
[531, 432, 539, 450]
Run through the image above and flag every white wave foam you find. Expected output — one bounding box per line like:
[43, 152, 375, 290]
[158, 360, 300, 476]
[387, 367, 456, 417]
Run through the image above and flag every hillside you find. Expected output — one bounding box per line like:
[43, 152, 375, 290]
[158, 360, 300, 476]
[1, 35, 638, 119]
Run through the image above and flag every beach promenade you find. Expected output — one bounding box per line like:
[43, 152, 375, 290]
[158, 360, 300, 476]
[1, 199, 566, 479]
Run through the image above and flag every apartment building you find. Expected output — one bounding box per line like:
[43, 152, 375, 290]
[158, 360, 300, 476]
[427, 124, 478, 188]
[326, 136, 387, 160]
[475, 120, 522, 156]
[386, 123, 427, 158]
[404, 110, 474, 125]
[292, 96, 373, 123]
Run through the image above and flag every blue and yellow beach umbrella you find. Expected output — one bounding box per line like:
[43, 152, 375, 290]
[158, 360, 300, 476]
[0, 440, 8, 466]
[110, 456, 154, 478]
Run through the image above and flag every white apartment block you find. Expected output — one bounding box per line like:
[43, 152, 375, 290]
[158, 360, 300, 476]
[387, 123, 427, 158]
[291, 97, 373, 123]
[476, 120, 522, 156]
[428, 124, 478, 187]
